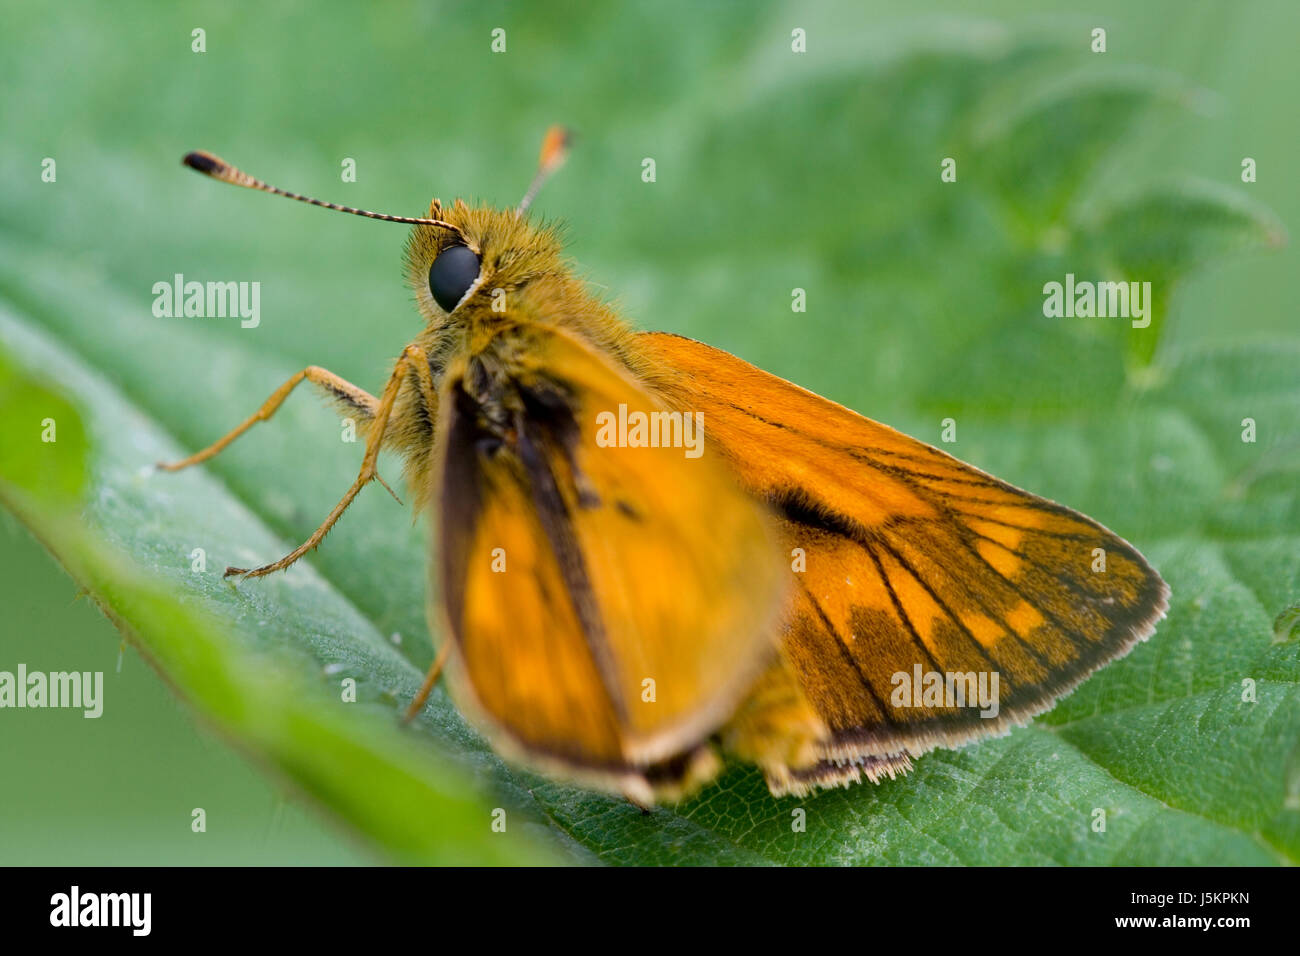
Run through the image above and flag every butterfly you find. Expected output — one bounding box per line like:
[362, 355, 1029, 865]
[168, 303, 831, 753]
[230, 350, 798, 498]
[164, 128, 1168, 805]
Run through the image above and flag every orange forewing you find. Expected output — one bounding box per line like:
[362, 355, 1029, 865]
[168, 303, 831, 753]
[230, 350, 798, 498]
[640, 332, 1169, 795]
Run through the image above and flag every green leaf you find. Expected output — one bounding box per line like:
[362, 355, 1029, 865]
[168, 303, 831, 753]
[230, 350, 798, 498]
[967, 63, 1202, 226]
[1, 10, 1296, 865]
[1075, 180, 1287, 365]
[0, 350, 87, 506]
[0, 309, 561, 867]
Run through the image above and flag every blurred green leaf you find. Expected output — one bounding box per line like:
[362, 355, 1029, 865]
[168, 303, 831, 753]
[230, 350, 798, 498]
[968, 63, 1199, 226]
[1076, 180, 1287, 365]
[0, 351, 87, 506]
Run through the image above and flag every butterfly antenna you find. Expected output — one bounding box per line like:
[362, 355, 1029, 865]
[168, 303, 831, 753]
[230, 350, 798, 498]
[517, 126, 573, 215]
[181, 150, 463, 232]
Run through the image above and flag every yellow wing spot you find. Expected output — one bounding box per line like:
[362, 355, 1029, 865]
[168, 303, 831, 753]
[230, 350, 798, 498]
[967, 519, 1022, 552]
[984, 504, 1047, 529]
[959, 611, 1005, 648]
[975, 537, 1021, 579]
[1004, 600, 1045, 638]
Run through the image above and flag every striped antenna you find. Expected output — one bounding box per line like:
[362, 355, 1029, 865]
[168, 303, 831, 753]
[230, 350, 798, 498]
[181, 150, 463, 232]
[517, 126, 573, 215]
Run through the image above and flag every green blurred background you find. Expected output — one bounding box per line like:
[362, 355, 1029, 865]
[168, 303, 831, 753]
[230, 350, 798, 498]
[1, 0, 1295, 864]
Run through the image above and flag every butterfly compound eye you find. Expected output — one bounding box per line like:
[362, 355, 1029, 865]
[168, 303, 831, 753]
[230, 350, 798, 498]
[428, 244, 481, 312]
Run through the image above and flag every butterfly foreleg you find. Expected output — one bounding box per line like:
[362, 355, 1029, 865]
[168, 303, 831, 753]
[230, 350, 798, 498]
[222, 345, 437, 579]
[157, 365, 378, 472]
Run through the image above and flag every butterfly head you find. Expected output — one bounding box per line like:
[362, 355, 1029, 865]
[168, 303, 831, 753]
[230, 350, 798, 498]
[404, 200, 569, 324]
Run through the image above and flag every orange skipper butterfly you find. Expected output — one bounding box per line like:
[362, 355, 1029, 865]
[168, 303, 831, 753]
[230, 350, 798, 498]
[164, 128, 1168, 805]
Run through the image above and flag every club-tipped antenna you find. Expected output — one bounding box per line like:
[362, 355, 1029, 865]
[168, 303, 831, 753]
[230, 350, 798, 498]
[517, 126, 573, 215]
[181, 150, 463, 233]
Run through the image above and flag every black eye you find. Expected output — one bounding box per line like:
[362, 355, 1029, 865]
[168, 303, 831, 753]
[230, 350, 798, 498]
[427, 245, 481, 312]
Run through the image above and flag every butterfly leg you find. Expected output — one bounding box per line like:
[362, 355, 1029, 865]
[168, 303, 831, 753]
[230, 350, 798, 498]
[402, 640, 450, 723]
[156, 366, 378, 472]
[223, 345, 438, 579]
